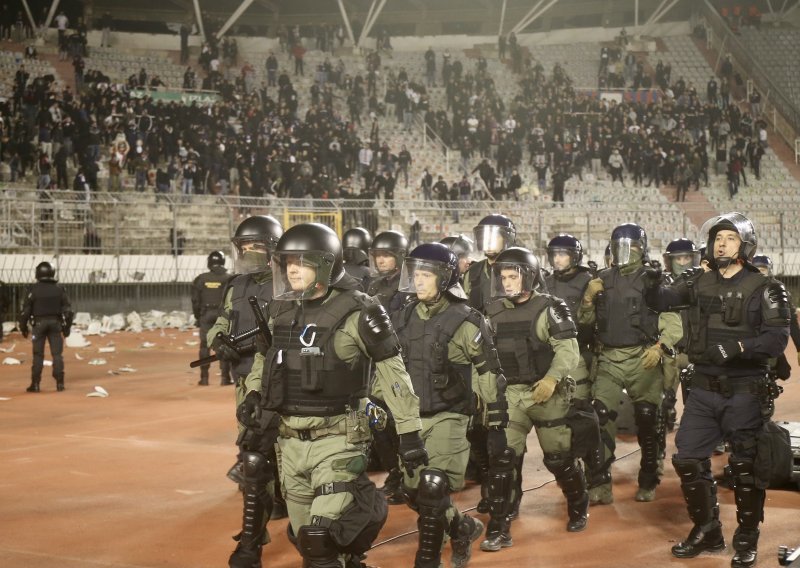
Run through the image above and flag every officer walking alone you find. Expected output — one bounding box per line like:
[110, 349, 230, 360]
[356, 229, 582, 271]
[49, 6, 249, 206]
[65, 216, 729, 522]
[192, 251, 234, 386]
[645, 212, 790, 568]
[18, 262, 72, 392]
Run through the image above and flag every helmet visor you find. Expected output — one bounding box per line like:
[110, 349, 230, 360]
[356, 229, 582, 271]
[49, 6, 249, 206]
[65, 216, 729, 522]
[474, 225, 512, 258]
[398, 258, 451, 300]
[369, 249, 403, 276]
[231, 237, 270, 274]
[490, 262, 535, 299]
[665, 251, 701, 276]
[547, 247, 576, 272]
[271, 251, 335, 300]
[611, 238, 644, 267]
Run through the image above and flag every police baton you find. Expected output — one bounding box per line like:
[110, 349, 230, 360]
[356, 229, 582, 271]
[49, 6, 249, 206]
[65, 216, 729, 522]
[189, 327, 258, 368]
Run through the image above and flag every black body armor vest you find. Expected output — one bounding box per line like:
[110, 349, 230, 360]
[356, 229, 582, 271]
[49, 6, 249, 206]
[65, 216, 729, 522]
[262, 288, 367, 416]
[545, 268, 592, 349]
[197, 268, 232, 314]
[228, 272, 274, 377]
[393, 300, 477, 417]
[485, 295, 554, 385]
[30, 282, 65, 317]
[597, 267, 660, 348]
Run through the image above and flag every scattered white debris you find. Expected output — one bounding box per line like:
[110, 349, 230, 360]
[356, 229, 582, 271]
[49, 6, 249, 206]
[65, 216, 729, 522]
[86, 385, 109, 398]
[0, 397, 11, 401]
[73, 312, 92, 327]
[185, 340, 199, 346]
[2, 357, 21, 365]
[84, 321, 104, 336]
[88, 358, 107, 365]
[126, 311, 143, 333]
[98, 346, 116, 353]
[75, 353, 84, 360]
[141, 342, 156, 348]
[192, 331, 199, 336]
[0, 342, 16, 353]
[65, 331, 91, 348]
[175, 489, 204, 496]
[107, 370, 120, 376]
[118, 366, 137, 373]
[43, 360, 52, 367]
[2, 322, 16, 335]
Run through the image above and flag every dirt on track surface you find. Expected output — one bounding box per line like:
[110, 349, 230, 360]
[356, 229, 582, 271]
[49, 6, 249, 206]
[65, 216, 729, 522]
[1, 328, 799, 568]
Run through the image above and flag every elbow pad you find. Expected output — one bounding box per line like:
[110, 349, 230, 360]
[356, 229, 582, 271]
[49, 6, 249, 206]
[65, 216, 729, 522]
[762, 282, 791, 326]
[547, 298, 577, 340]
[357, 294, 401, 362]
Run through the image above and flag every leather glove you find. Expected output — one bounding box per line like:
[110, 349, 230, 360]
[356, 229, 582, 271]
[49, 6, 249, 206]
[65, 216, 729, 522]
[236, 390, 262, 427]
[642, 267, 662, 290]
[583, 278, 604, 304]
[211, 334, 241, 363]
[704, 340, 742, 366]
[398, 432, 429, 478]
[641, 344, 662, 369]
[486, 427, 508, 458]
[531, 375, 559, 404]
[19, 323, 29, 339]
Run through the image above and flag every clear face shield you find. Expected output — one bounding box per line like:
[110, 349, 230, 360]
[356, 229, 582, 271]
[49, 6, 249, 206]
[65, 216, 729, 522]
[271, 251, 335, 300]
[398, 258, 450, 303]
[611, 238, 644, 267]
[369, 249, 402, 276]
[490, 263, 535, 299]
[666, 251, 701, 276]
[231, 237, 270, 274]
[474, 225, 512, 259]
[547, 248, 576, 273]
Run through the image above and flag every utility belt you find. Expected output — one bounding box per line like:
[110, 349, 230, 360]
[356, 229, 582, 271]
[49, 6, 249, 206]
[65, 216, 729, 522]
[690, 372, 762, 397]
[278, 420, 349, 441]
[32, 315, 61, 325]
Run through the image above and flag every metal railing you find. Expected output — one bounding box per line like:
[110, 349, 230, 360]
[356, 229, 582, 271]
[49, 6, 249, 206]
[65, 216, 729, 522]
[416, 115, 451, 174]
[701, 0, 800, 152]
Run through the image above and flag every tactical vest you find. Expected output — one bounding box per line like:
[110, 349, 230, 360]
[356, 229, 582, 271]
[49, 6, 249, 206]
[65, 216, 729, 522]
[367, 271, 405, 313]
[228, 272, 274, 377]
[485, 295, 554, 385]
[344, 262, 370, 291]
[393, 300, 476, 417]
[198, 268, 231, 314]
[30, 282, 65, 317]
[262, 289, 367, 416]
[597, 267, 660, 348]
[545, 268, 592, 349]
[467, 260, 492, 313]
[687, 269, 765, 366]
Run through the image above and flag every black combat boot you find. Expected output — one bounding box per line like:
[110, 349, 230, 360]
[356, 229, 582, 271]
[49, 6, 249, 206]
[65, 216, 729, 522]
[671, 458, 726, 558]
[198, 374, 209, 386]
[26, 380, 41, 393]
[450, 513, 484, 566]
[56, 375, 65, 392]
[229, 452, 271, 568]
[729, 458, 763, 568]
[546, 455, 589, 532]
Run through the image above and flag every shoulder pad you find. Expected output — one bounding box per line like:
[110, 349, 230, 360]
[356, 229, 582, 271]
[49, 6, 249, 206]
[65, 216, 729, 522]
[546, 296, 577, 340]
[762, 281, 792, 326]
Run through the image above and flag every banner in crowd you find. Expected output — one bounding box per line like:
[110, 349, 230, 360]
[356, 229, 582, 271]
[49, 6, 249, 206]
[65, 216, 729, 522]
[578, 89, 661, 104]
[129, 89, 219, 105]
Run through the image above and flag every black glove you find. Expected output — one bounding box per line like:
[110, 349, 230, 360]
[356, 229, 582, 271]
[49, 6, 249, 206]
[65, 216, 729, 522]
[486, 427, 508, 458]
[704, 340, 742, 365]
[19, 323, 29, 339]
[236, 390, 262, 427]
[398, 432, 429, 478]
[642, 267, 662, 290]
[211, 335, 241, 363]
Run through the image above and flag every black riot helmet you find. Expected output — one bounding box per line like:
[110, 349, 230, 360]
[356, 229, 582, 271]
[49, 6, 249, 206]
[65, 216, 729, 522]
[271, 223, 344, 300]
[662, 238, 700, 276]
[369, 230, 409, 275]
[231, 215, 283, 274]
[751, 254, 773, 276]
[604, 243, 612, 268]
[547, 234, 584, 274]
[610, 223, 648, 267]
[440, 234, 474, 258]
[490, 247, 544, 299]
[35, 261, 56, 282]
[399, 242, 465, 301]
[473, 214, 516, 259]
[342, 227, 372, 266]
[207, 250, 226, 269]
[700, 212, 757, 269]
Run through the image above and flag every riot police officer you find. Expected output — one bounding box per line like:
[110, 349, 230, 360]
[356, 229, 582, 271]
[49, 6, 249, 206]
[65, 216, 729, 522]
[342, 227, 372, 291]
[481, 247, 589, 553]
[18, 262, 72, 392]
[366, 229, 409, 313]
[206, 215, 287, 539]
[192, 250, 234, 386]
[238, 223, 428, 568]
[544, 234, 593, 401]
[392, 242, 508, 568]
[440, 234, 475, 279]
[465, 214, 516, 313]
[645, 213, 791, 568]
[579, 223, 684, 504]
[661, 238, 701, 430]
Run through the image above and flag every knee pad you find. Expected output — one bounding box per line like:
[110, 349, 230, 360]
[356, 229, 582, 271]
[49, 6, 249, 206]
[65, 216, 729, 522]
[297, 525, 338, 562]
[634, 401, 660, 437]
[591, 399, 612, 426]
[417, 468, 450, 512]
[543, 452, 572, 478]
[672, 457, 712, 484]
[242, 451, 272, 483]
[728, 457, 756, 486]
